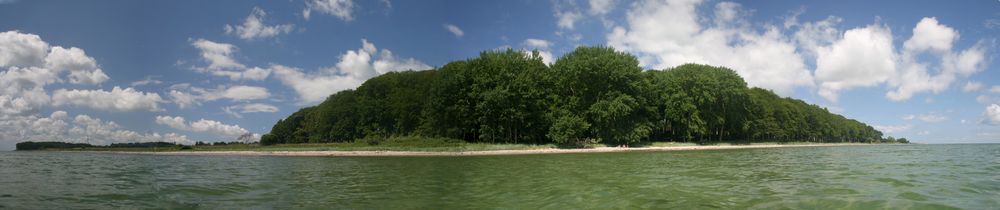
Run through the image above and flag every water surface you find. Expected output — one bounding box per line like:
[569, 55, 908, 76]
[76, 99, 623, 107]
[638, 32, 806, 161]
[1, 144, 997, 209]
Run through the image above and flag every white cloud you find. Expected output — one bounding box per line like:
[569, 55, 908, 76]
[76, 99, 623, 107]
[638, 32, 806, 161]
[553, 0, 583, 30]
[213, 66, 272, 81]
[814, 24, 897, 102]
[168, 90, 198, 109]
[556, 11, 582, 30]
[273, 65, 365, 104]
[0, 67, 54, 115]
[0, 31, 189, 150]
[190, 39, 271, 81]
[874, 124, 912, 133]
[235, 103, 278, 113]
[223, 103, 279, 118]
[213, 85, 269, 101]
[607, 0, 814, 96]
[167, 85, 270, 108]
[191, 38, 245, 71]
[225, 7, 294, 40]
[304, 0, 355, 21]
[902, 114, 915, 120]
[588, 0, 615, 15]
[273, 39, 430, 103]
[130, 76, 162, 87]
[903, 17, 957, 53]
[604, 5, 989, 102]
[51, 86, 164, 112]
[0, 111, 191, 150]
[155, 115, 251, 137]
[44, 46, 108, 84]
[0, 31, 49, 68]
[0, 31, 112, 115]
[982, 104, 1000, 125]
[443, 24, 464, 37]
[154, 115, 187, 130]
[963, 81, 984, 92]
[885, 17, 989, 101]
[524, 38, 552, 49]
[793, 16, 841, 57]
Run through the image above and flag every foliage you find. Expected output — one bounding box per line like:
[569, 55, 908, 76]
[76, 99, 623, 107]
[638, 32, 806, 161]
[263, 46, 894, 146]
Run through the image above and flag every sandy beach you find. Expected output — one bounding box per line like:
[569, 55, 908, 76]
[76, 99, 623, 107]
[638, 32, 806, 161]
[103, 143, 873, 157]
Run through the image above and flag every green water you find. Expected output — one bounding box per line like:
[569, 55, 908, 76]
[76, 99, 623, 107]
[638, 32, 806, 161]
[0, 144, 997, 209]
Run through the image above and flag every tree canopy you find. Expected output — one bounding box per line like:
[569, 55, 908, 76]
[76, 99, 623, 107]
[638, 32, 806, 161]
[261, 46, 889, 146]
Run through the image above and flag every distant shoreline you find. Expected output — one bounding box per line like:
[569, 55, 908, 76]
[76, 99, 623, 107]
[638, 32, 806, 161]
[83, 143, 877, 157]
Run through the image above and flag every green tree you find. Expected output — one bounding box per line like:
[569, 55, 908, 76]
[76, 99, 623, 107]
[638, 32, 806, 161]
[549, 46, 650, 145]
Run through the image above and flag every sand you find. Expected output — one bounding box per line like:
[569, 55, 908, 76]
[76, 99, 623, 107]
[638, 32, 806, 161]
[101, 143, 872, 157]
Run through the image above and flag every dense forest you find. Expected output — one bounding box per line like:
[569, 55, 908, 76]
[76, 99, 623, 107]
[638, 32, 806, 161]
[262, 46, 893, 146]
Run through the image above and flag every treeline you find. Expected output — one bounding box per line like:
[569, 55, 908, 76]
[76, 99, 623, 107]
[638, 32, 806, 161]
[15, 141, 189, 150]
[15, 141, 95, 150]
[262, 46, 889, 146]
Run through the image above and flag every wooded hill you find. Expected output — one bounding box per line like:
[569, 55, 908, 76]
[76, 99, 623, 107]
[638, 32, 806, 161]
[261, 46, 886, 146]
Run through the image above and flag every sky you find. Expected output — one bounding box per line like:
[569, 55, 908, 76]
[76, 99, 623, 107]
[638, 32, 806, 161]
[0, 0, 998, 150]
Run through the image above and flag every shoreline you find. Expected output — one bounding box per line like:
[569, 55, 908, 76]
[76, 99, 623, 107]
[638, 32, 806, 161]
[87, 143, 877, 157]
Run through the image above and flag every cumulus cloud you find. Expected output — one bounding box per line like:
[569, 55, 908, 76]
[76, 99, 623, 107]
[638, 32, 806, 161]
[605, 3, 989, 102]
[607, 0, 814, 96]
[51, 87, 164, 112]
[167, 84, 270, 108]
[885, 17, 989, 101]
[903, 17, 957, 53]
[0, 31, 113, 115]
[0, 111, 191, 150]
[155, 115, 251, 137]
[804, 16, 990, 102]
[982, 104, 1000, 125]
[191, 38, 244, 71]
[303, 0, 354, 21]
[225, 7, 295, 40]
[814, 24, 897, 102]
[273, 39, 430, 103]
[0, 31, 49, 68]
[190, 39, 272, 80]
[44, 46, 109, 84]
[223, 103, 279, 118]
[443, 24, 464, 37]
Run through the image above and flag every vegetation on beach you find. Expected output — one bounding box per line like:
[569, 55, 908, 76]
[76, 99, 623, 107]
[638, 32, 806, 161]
[262, 46, 898, 147]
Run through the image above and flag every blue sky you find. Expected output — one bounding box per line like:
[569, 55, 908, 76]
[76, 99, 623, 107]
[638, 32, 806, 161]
[0, 0, 998, 150]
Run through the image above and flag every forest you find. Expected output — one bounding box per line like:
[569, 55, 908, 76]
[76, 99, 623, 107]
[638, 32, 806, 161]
[261, 46, 894, 146]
